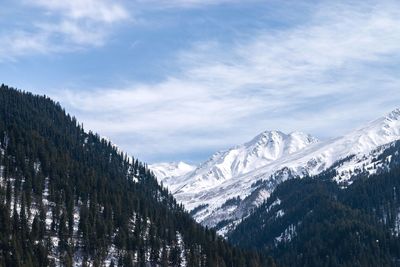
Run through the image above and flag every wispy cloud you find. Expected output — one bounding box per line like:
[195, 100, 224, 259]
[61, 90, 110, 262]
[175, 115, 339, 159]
[55, 0, 400, 163]
[0, 31, 50, 61]
[0, 0, 130, 61]
[29, 0, 129, 23]
[134, 0, 250, 9]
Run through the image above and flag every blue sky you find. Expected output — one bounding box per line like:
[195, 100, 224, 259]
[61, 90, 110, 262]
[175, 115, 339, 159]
[1, 0, 400, 163]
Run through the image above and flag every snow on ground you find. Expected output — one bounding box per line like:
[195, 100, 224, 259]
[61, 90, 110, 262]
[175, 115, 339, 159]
[275, 224, 296, 244]
[176, 232, 187, 267]
[275, 209, 285, 218]
[149, 161, 196, 183]
[393, 210, 400, 236]
[158, 109, 400, 232]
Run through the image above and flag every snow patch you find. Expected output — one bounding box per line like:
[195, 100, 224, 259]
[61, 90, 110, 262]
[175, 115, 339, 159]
[275, 224, 296, 244]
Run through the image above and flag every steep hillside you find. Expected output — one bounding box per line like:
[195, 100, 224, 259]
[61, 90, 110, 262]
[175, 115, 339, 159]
[158, 109, 400, 234]
[0, 85, 271, 267]
[229, 153, 400, 266]
[161, 131, 318, 229]
[171, 131, 318, 187]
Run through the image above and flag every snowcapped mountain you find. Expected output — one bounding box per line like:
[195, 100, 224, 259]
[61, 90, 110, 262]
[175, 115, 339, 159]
[187, 131, 317, 182]
[157, 108, 400, 235]
[290, 108, 400, 183]
[164, 131, 318, 193]
[149, 161, 196, 182]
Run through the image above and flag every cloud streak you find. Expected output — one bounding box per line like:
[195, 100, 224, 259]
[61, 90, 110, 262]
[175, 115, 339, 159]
[134, 0, 253, 9]
[3, 0, 400, 163]
[0, 0, 130, 61]
[30, 0, 129, 23]
[53, 0, 400, 163]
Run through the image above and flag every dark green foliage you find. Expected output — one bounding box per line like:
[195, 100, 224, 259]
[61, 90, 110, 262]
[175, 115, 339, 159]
[0, 84, 272, 266]
[221, 196, 241, 208]
[229, 163, 400, 266]
[189, 204, 209, 216]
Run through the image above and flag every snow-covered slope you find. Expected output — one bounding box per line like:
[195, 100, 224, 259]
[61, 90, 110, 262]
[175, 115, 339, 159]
[149, 161, 196, 183]
[165, 131, 317, 192]
[162, 108, 400, 234]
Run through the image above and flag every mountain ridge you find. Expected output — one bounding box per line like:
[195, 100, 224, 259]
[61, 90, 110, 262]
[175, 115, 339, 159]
[149, 161, 196, 183]
[152, 108, 400, 234]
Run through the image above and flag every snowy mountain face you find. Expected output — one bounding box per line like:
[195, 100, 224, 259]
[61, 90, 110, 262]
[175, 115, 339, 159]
[193, 131, 318, 182]
[156, 131, 318, 228]
[149, 161, 196, 183]
[165, 131, 318, 191]
[158, 109, 400, 235]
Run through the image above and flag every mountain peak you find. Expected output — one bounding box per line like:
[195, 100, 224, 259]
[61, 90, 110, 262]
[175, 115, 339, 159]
[166, 129, 318, 194]
[247, 130, 317, 146]
[245, 130, 318, 159]
[346, 108, 400, 154]
[386, 108, 400, 121]
[159, 109, 400, 233]
[247, 130, 285, 146]
[149, 161, 196, 182]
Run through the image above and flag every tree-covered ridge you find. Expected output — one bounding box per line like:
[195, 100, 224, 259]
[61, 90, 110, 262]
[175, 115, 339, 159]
[229, 155, 400, 267]
[0, 84, 272, 267]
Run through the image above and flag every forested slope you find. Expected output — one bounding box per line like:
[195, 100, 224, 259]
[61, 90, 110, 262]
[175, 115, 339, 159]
[229, 158, 400, 267]
[0, 84, 272, 267]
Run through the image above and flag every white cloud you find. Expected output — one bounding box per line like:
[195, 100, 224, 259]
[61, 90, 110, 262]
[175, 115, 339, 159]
[29, 0, 129, 23]
[0, 0, 130, 61]
[5, 0, 400, 163]
[0, 31, 50, 60]
[182, 1, 400, 95]
[176, 0, 400, 127]
[25, 0, 400, 162]
[134, 0, 247, 9]
[35, 20, 108, 46]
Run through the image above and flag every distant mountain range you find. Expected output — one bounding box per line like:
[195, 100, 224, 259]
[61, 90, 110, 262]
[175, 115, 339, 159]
[151, 108, 400, 235]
